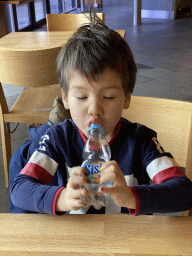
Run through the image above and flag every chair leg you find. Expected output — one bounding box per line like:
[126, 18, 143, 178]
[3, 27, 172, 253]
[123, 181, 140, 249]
[174, 0, 178, 19]
[0, 82, 11, 188]
[181, 209, 191, 216]
[0, 121, 11, 188]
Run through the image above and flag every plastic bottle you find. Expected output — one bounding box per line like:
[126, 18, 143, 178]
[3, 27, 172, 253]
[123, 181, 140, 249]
[81, 122, 112, 210]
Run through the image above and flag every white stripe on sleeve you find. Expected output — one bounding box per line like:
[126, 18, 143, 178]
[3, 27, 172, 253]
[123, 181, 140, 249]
[146, 156, 178, 181]
[124, 174, 138, 186]
[29, 151, 58, 176]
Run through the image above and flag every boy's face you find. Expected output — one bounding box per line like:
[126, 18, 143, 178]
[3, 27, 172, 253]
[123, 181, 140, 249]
[61, 68, 131, 142]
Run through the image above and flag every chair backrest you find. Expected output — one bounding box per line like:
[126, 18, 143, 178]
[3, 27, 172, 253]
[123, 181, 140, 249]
[122, 96, 192, 182]
[0, 46, 61, 87]
[46, 13, 105, 31]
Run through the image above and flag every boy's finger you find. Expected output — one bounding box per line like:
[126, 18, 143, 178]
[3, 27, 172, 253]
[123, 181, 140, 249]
[70, 187, 88, 199]
[71, 166, 86, 176]
[69, 198, 84, 210]
[68, 175, 89, 188]
[99, 169, 116, 185]
[101, 160, 118, 170]
[67, 188, 89, 209]
[99, 185, 116, 195]
[100, 161, 112, 171]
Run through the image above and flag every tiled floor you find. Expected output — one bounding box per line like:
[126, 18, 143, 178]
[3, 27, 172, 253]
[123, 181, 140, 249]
[0, 0, 192, 213]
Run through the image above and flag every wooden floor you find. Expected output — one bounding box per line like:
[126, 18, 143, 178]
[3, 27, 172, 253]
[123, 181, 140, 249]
[0, 0, 192, 212]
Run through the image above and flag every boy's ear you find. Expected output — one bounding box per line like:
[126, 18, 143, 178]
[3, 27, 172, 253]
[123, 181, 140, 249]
[61, 88, 70, 110]
[123, 94, 131, 109]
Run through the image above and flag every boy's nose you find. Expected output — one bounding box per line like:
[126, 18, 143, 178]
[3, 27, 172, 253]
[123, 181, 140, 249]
[88, 98, 103, 117]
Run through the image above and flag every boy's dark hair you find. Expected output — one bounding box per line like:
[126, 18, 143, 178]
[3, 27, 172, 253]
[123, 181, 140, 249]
[57, 8, 137, 96]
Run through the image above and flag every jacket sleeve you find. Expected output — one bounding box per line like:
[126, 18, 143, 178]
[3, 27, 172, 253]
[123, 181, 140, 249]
[9, 124, 51, 213]
[131, 176, 192, 215]
[11, 174, 62, 214]
[130, 127, 192, 215]
[10, 129, 64, 214]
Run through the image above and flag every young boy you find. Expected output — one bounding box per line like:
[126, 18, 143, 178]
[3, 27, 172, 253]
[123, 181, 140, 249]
[10, 9, 192, 215]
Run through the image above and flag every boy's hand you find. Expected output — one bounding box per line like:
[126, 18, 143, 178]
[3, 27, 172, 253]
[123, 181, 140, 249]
[99, 161, 136, 209]
[56, 167, 88, 212]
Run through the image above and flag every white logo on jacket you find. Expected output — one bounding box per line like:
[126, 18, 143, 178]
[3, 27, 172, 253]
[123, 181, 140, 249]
[39, 134, 49, 151]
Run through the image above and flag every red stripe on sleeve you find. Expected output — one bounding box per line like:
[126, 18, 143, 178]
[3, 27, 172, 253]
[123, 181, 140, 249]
[20, 162, 53, 185]
[52, 187, 66, 216]
[109, 119, 121, 145]
[128, 186, 140, 216]
[153, 166, 185, 184]
[78, 128, 87, 143]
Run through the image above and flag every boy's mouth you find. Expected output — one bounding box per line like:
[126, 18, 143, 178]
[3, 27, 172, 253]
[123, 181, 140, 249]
[88, 119, 103, 128]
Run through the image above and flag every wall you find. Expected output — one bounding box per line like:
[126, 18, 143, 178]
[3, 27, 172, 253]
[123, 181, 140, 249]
[83, 0, 102, 4]
[142, 0, 174, 11]
[141, 0, 175, 19]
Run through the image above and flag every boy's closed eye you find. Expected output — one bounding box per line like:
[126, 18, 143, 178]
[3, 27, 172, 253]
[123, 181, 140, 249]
[75, 95, 115, 100]
[76, 96, 88, 100]
[103, 96, 115, 100]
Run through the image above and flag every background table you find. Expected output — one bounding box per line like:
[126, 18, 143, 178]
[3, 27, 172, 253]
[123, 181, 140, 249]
[0, 214, 192, 255]
[0, 30, 126, 51]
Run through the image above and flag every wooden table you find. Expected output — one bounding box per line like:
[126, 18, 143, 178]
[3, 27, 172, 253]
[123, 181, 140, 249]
[0, 30, 126, 51]
[0, 214, 192, 255]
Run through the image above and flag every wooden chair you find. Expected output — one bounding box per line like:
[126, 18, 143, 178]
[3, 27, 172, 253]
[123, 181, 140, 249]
[0, 46, 62, 188]
[46, 13, 105, 31]
[122, 96, 192, 216]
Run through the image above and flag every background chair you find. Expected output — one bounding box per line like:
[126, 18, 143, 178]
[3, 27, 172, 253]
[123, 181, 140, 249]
[122, 96, 192, 216]
[0, 46, 62, 188]
[46, 13, 105, 31]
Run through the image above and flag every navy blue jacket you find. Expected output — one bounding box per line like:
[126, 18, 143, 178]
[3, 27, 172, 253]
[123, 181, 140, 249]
[10, 119, 192, 214]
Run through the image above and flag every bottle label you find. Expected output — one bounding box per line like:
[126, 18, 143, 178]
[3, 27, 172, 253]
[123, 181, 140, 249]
[83, 161, 102, 183]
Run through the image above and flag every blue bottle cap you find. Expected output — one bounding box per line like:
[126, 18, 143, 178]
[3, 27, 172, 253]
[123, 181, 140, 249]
[88, 124, 104, 135]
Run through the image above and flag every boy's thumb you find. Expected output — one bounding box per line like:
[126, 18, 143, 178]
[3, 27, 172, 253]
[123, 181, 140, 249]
[100, 186, 115, 195]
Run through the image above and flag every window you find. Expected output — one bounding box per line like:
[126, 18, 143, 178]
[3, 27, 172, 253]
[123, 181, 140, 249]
[12, 0, 78, 31]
